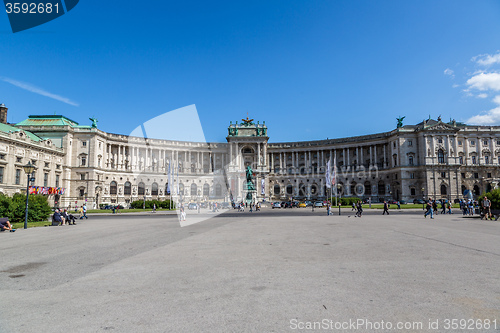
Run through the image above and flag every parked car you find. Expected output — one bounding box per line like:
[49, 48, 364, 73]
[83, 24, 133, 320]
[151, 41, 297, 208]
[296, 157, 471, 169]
[284, 202, 293, 208]
[305, 201, 312, 207]
[272, 202, 282, 209]
[298, 202, 306, 208]
[188, 203, 198, 210]
[314, 201, 324, 207]
[413, 199, 425, 204]
[399, 200, 407, 204]
[292, 201, 300, 208]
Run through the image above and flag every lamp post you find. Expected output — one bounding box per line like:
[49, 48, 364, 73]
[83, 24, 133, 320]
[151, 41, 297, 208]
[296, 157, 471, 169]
[22, 161, 35, 229]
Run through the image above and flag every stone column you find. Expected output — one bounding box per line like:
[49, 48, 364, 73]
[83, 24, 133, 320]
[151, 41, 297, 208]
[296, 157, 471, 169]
[346, 148, 350, 166]
[374, 145, 378, 167]
[257, 143, 261, 167]
[383, 144, 387, 167]
[343, 148, 346, 167]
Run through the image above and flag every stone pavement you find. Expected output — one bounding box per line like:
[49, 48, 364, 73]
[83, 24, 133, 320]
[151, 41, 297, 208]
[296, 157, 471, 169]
[1, 209, 499, 332]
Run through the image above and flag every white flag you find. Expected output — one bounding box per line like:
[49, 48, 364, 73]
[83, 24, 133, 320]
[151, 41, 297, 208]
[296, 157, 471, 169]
[167, 159, 171, 194]
[326, 159, 331, 188]
[331, 157, 336, 187]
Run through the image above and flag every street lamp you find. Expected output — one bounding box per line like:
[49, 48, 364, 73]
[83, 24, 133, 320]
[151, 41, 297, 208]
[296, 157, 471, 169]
[22, 161, 35, 229]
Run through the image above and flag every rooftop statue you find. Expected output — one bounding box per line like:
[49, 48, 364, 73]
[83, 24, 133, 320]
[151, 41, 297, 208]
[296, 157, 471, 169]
[396, 116, 405, 128]
[89, 117, 98, 128]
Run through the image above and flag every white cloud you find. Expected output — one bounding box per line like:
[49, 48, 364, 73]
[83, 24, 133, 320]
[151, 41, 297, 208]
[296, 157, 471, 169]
[0, 77, 79, 107]
[493, 95, 500, 105]
[473, 52, 500, 66]
[466, 72, 500, 91]
[477, 93, 488, 98]
[444, 68, 454, 77]
[467, 106, 500, 125]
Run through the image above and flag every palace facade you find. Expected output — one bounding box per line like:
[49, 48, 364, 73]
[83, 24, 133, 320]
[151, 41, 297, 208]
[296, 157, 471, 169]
[1, 102, 499, 207]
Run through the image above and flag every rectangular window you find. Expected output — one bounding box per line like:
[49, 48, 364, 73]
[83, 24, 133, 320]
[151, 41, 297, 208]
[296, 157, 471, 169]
[82, 141, 87, 147]
[55, 174, 60, 187]
[408, 156, 414, 166]
[80, 174, 85, 180]
[497, 140, 500, 145]
[15, 169, 21, 185]
[474, 173, 479, 179]
[459, 156, 463, 164]
[461, 173, 465, 179]
[472, 156, 477, 164]
[458, 140, 463, 146]
[487, 173, 492, 178]
[43, 173, 48, 187]
[408, 140, 412, 146]
[44, 162, 49, 168]
[483, 140, 488, 145]
[410, 172, 415, 179]
[0, 166, 3, 183]
[470, 140, 475, 146]
[410, 188, 416, 196]
[441, 172, 446, 178]
[79, 188, 85, 197]
[485, 156, 489, 164]
[81, 157, 86, 166]
[438, 138, 443, 144]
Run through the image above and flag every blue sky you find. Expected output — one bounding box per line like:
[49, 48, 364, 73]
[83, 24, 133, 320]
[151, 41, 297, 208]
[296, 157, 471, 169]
[1, 0, 500, 142]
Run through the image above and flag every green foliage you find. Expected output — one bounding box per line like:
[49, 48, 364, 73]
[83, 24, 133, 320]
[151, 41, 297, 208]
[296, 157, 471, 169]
[130, 199, 175, 210]
[479, 188, 500, 210]
[0, 194, 52, 223]
[328, 196, 361, 206]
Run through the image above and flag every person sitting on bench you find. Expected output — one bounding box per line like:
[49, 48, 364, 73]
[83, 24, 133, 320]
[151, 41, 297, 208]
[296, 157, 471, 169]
[53, 209, 64, 226]
[0, 217, 15, 232]
[62, 209, 77, 225]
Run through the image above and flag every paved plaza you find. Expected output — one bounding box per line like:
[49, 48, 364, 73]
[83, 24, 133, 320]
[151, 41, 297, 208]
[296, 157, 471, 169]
[1, 208, 499, 332]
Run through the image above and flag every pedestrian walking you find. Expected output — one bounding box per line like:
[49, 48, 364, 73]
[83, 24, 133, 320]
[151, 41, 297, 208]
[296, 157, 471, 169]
[441, 201, 446, 214]
[424, 198, 434, 219]
[356, 201, 363, 217]
[382, 201, 389, 215]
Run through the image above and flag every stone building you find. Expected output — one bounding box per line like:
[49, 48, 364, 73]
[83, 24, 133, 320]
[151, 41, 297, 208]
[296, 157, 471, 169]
[1, 102, 498, 207]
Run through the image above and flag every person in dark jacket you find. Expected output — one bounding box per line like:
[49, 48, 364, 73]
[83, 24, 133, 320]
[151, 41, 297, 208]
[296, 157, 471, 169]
[53, 209, 63, 226]
[383, 201, 389, 215]
[62, 209, 77, 225]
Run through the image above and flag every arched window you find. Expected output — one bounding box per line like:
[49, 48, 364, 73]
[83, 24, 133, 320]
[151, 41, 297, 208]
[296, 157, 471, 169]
[487, 183, 492, 193]
[124, 181, 131, 195]
[378, 181, 385, 195]
[461, 185, 467, 195]
[440, 184, 447, 195]
[311, 184, 318, 195]
[286, 184, 293, 195]
[438, 149, 445, 164]
[138, 182, 145, 196]
[350, 182, 357, 196]
[191, 183, 197, 197]
[110, 181, 117, 195]
[274, 184, 280, 195]
[215, 184, 222, 197]
[299, 183, 306, 196]
[364, 181, 371, 195]
[473, 185, 480, 196]
[152, 182, 158, 196]
[203, 183, 210, 196]
[179, 183, 184, 196]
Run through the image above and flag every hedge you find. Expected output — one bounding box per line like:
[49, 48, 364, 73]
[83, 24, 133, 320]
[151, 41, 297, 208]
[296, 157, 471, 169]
[0, 193, 52, 223]
[130, 199, 175, 210]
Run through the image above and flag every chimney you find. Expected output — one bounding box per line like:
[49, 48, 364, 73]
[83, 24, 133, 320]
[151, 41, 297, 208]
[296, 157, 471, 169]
[0, 104, 7, 124]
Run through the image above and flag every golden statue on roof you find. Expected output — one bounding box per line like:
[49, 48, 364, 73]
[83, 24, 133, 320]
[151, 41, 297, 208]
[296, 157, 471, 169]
[242, 112, 254, 125]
